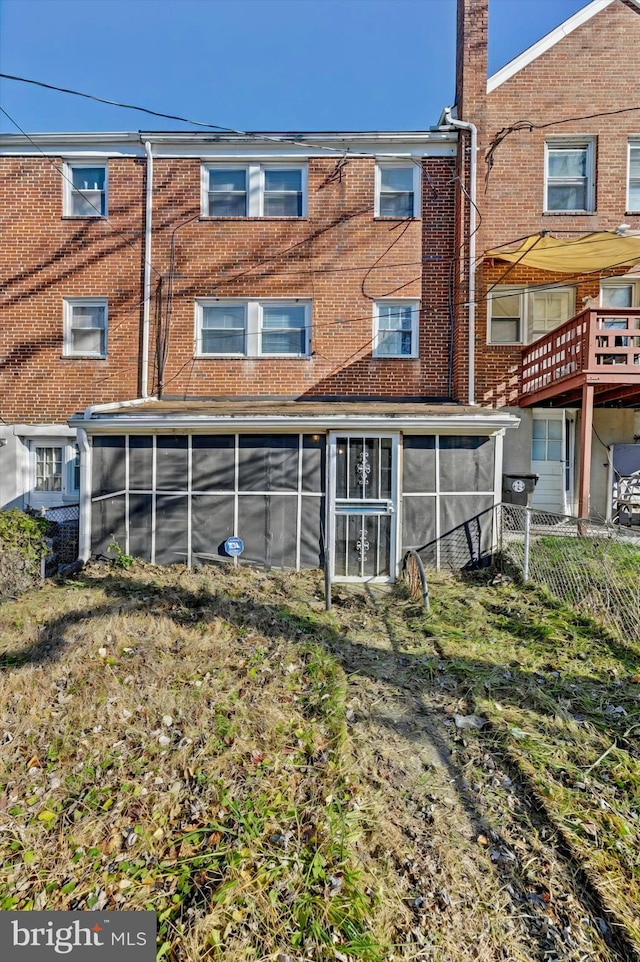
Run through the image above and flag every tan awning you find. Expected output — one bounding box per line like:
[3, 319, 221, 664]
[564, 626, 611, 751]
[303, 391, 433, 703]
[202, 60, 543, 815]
[486, 231, 640, 273]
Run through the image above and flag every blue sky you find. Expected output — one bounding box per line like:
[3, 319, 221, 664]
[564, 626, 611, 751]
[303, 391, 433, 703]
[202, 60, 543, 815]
[0, 0, 587, 134]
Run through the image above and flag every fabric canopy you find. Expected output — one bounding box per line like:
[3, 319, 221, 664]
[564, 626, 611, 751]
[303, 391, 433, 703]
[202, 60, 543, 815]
[486, 231, 640, 273]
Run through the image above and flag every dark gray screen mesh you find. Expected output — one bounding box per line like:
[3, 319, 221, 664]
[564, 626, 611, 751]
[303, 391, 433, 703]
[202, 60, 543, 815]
[301, 435, 324, 492]
[439, 436, 494, 493]
[129, 493, 152, 561]
[239, 495, 297, 568]
[238, 436, 298, 492]
[402, 496, 437, 565]
[192, 436, 235, 491]
[402, 435, 436, 494]
[91, 496, 125, 556]
[156, 437, 188, 491]
[155, 495, 188, 565]
[129, 436, 153, 490]
[300, 496, 324, 568]
[439, 495, 494, 568]
[92, 437, 125, 496]
[192, 494, 235, 563]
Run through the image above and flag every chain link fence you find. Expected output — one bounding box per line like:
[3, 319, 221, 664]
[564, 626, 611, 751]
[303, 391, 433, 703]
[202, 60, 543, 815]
[40, 504, 80, 577]
[497, 504, 640, 642]
[402, 503, 640, 642]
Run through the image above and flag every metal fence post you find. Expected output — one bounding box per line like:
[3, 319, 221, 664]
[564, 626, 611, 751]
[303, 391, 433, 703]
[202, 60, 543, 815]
[523, 506, 531, 583]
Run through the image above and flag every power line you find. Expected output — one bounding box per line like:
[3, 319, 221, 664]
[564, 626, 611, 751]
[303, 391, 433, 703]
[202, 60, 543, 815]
[0, 72, 436, 159]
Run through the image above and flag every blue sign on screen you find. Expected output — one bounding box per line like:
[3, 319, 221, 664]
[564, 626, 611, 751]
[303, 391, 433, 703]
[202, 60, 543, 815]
[224, 537, 244, 557]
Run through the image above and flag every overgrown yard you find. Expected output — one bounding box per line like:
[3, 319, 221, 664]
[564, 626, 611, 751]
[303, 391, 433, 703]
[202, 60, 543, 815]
[0, 560, 638, 961]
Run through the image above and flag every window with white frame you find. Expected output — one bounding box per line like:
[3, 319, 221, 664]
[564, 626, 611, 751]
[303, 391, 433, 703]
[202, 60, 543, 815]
[375, 163, 420, 217]
[63, 298, 108, 357]
[628, 141, 640, 211]
[373, 301, 419, 357]
[601, 279, 639, 308]
[544, 140, 595, 212]
[64, 163, 107, 216]
[196, 300, 311, 357]
[488, 286, 575, 344]
[202, 164, 306, 217]
[29, 440, 79, 507]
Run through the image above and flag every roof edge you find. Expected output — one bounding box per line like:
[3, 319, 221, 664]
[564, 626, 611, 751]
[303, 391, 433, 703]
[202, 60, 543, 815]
[487, 0, 621, 93]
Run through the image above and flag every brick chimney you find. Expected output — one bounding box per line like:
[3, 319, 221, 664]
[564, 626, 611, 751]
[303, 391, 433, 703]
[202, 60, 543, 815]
[455, 0, 488, 125]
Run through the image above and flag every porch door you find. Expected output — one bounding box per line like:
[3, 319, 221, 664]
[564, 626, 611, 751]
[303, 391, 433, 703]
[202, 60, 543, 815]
[530, 412, 574, 514]
[329, 434, 398, 581]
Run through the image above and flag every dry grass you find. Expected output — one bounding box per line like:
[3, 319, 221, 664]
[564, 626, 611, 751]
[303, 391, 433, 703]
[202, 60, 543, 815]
[0, 560, 638, 961]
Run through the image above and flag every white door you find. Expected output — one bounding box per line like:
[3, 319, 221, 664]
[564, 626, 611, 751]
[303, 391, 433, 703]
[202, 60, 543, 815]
[530, 412, 574, 515]
[328, 434, 398, 581]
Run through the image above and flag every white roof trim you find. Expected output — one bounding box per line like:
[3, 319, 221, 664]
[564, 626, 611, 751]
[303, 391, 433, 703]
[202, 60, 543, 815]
[488, 0, 617, 93]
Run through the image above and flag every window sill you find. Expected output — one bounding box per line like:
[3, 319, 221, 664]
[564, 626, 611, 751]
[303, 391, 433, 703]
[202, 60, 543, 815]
[196, 354, 311, 360]
[62, 215, 107, 221]
[372, 354, 420, 360]
[542, 210, 595, 216]
[200, 216, 308, 222]
[374, 216, 421, 222]
[61, 354, 108, 360]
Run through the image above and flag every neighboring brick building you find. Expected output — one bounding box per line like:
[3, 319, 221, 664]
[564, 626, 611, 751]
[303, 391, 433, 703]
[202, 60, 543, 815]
[0, 129, 517, 577]
[452, 0, 640, 521]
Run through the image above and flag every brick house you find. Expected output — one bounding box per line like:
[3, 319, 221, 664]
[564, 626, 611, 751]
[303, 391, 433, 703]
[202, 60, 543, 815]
[452, 0, 640, 522]
[0, 129, 517, 578]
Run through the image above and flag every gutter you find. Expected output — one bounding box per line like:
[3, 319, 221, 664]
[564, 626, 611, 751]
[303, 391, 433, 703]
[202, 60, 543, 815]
[443, 107, 477, 406]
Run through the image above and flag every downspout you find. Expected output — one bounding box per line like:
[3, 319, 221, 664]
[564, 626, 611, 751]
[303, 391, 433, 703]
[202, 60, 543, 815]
[443, 108, 477, 406]
[142, 139, 154, 398]
[76, 428, 91, 562]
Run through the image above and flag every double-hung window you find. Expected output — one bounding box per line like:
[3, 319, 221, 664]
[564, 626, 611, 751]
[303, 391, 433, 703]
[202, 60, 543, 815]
[196, 300, 311, 357]
[544, 139, 594, 212]
[65, 163, 107, 216]
[375, 163, 420, 217]
[28, 440, 80, 508]
[488, 287, 575, 344]
[628, 141, 640, 212]
[63, 298, 108, 357]
[203, 164, 306, 217]
[373, 301, 419, 357]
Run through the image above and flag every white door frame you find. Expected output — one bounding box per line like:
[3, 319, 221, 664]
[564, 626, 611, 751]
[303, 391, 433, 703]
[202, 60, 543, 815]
[327, 432, 400, 582]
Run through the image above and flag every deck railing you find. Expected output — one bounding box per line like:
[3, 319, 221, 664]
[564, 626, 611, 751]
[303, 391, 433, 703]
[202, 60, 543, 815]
[520, 308, 640, 398]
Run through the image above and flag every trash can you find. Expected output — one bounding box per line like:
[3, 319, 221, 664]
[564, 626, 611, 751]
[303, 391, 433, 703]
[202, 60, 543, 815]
[502, 473, 539, 506]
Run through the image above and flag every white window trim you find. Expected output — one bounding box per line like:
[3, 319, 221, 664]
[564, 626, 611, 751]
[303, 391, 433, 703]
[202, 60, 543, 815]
[201, 163, 308, 217]
[195, 298, 312, 358]
[487, 286, 576, 345]
[372, 299, 420, 358]
[375, 162, 421, 218]
[63, 161, 108, 217]
[63, 297, 108, 358]
[27, 439, 80, 508]
[543, 138, 595, 214]
[627, 140, 640, 213]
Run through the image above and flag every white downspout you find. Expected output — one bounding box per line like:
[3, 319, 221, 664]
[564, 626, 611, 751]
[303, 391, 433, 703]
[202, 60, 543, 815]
[76, 428, 92, 561]
[444, 108, 477, 406]
[142, 140, 154, 398]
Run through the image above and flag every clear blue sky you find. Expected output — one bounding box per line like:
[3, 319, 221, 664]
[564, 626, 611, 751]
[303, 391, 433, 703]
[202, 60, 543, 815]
[0, 0, 587, 134]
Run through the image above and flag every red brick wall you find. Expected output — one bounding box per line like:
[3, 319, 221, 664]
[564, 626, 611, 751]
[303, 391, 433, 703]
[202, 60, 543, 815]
[1, 151, 457, 422]
[456, 0, 640, 404]
[0, 156, 145, 422]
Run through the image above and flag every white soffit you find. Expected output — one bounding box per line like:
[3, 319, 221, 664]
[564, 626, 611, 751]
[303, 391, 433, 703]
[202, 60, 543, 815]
[487, 0, 617, 93]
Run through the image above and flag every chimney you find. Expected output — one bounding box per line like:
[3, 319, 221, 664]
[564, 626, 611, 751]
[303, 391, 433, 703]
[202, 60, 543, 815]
[455, 0, 488, 124]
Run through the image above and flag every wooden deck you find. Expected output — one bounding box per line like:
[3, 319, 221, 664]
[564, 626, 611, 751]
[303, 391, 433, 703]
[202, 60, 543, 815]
[520, 308, 640, 407]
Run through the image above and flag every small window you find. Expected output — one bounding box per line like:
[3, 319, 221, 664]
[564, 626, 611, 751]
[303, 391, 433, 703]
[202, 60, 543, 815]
[376, 164, 419, 217]
[64, 298, 108, 357]
[202, 163, 306, 217]
[545, 140, 594, 212]
[488, 287, 575, 344]
[601, 282, 636, 308]
[196, 300, 311, 357]
[65, 164, 107, 216]
[373, 301, 419, 357]
[628, 142, 640, 211]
